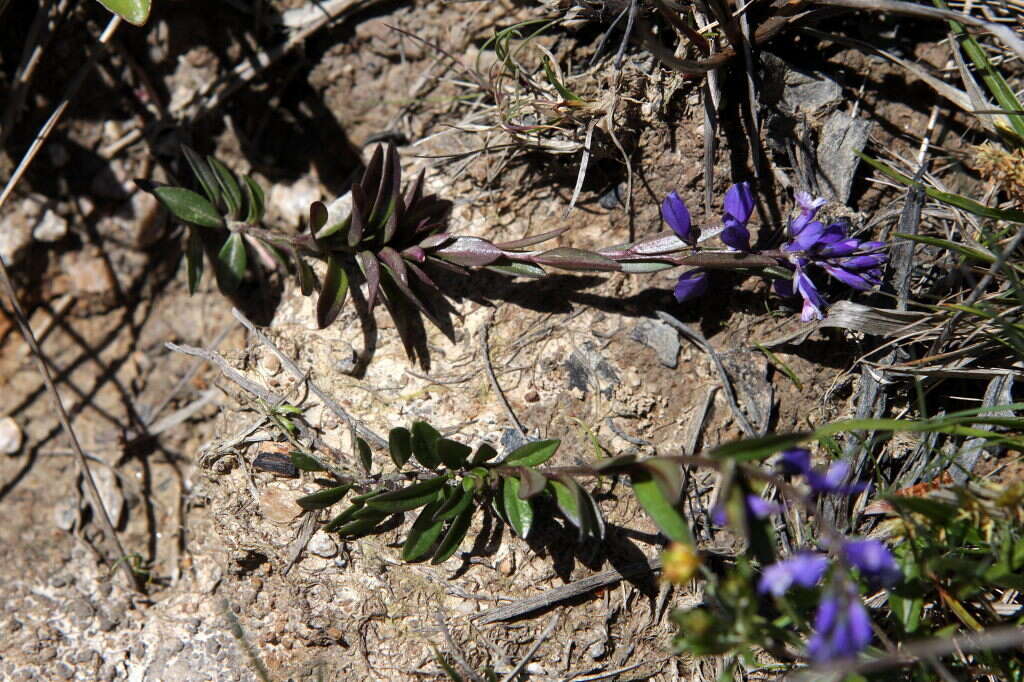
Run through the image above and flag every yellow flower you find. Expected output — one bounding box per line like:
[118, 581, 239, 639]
[661, 542, 700, 584]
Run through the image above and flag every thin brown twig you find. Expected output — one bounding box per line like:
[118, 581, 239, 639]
[481, 313, 527, 439]
[434, 611, 485, 682]
[499, 614, 560, 682]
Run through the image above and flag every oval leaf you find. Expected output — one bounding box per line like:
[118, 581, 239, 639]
[437, 438, 472, 469]
[532, 247, 619, 271]
[215, 233, 247, 294]
[402, 497, 447, 562]
[389, 427, 413, 469]
[181, 145, 221, 205]
[630, 471, 692, 544]
[502, 476, 534, 539]
[366, 487, 441, 514]
[548, 477, 582, 529]
[316, 255, 349, 328]
[517, 467, 548, 499]
[356, 437, 373, 475]
[290, 451, 326, 472]
[503, 439, 559, 467]
[471, 443, 498, 465]
[185, 227, 204, 295]
[410, 421, 442, 469]
[154, 187, 223, 228]
[94, 0, 151, 25]
[432, 485, 475, 523]
[207, 156, 243, 219]
[431, 504, 474, 565]
[639, 457, 684, 505]
[243, 175, 265, 223]
[297, 483, 352, 510]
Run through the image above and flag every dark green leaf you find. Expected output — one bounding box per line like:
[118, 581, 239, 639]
[640, 457, 684, 505]
[348, 184, 367, 247]
[207, 156, 243, 219]
[94, 0, 151, 25]
[578, 487, 605, 540]
[154, 187, 224, 228]
[411, 421, 442, 469]
[471, 443, 498, 465]
[549, 477, 582, 529]
[297, 483, 352, 510]
[357, 437, 373, 475]
[331, 515, 389, 537]
[243, 176, 265, 223]
[516, 467, 547, 499]
[502, 476, 533, 538]
[290, 451, 326, 472]
[365, 476, 450, 513]
[181, 145, 220, 205]
[356, 251, 381, 311]
[309, 201, 328, 238]
[389, 427, 413, 469]
[432, 485, 474, 523]
[323, 501, 365, 531]
[316, 255, 349, 328]
[710, 433, 809, 462]
[185, 227, 204, 295]
[485, 262, 547, 278]
[296, 257, 315, 296]
[437, 438, 472, 469]
[503, 439, 559, 467]
[215, 233, 247, 294]
[402, 498, 447, 561]
[431, 504, 474, 564]
[631, 470, 692, 544]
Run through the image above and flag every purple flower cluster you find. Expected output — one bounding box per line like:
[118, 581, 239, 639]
[660, 187, 887, 321]
[744, 447, 901, 663]
[662, 183, 755, 302]
[775, 192, 888, 321]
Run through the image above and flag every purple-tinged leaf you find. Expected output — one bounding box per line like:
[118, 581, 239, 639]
[495, 227, 568, 250]
[356, 251, 381, 310]
[404, 168, 425, 209]
[309, 201, 328, 238]
[532, 247, 619, 271]
[434, 237, 504, 267]
[348, 184, 368, 247]
[419, 232, 452, 250]
[361, 146, 385, 208]
[316, 255, 350, 328]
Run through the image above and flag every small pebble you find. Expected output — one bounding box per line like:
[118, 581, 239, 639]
[0, 417, 24, 455]
[260, 486, 303, 524]
[524, 389, 539, 403]
[33, 209, 68, 243]
[258, 353, 281, 376]
[308, 532, 338, 558]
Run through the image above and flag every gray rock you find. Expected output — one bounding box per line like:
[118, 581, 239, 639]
[89, 466, 125, 527]
[308, 532, 338, 558]
[630, 319, 680, 368]
[565, 342, 620, 398]
[33, 209, 68, 243]
[815, 112, 872, 203]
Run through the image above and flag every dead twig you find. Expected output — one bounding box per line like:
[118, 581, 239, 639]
[434, 611, 485, 682]
[500, 614, 560, 682]
[481, 314, 528, 439]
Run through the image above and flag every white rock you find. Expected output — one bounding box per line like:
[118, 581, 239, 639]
[308, 532, 338, 558]
[270, 176, 322, 227]
[0, 417, 24, 454]
[33, 209, 68, 242]
[90, 466, 125, 526]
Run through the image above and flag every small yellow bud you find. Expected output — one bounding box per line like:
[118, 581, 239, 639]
[661, 542, 700, 585]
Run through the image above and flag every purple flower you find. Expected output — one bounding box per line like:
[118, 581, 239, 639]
[674, 269, 709, 302]
[711, 494, 781, 526]
[721, 182, 755, 251]
[842, 540, 902, 588]
[780, 448, 812, 476]
[662, 191, 697, 246]
[758, 552, 829, 596]
[807, 586, 873, 663]
[775, 192, 888, 322]
[806, 460, 870, 496]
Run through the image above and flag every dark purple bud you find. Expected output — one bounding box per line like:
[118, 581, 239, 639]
[842, 254, 887, 270]
[820, 239, 861, 258]
[662, 191, 695, 245]
[780, 448, 812, 475]
[758, 552, 829, 596]
[673, 269, 709, 302]
[842, 539, 902, 588]
[721, 183, 754, 252]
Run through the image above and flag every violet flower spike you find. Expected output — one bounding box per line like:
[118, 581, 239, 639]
[758, 552, 829, 597]
[842, 540, 902, 588]
[790, 191, 827, 237]
[721, 182, 755, 251]
[807, 586, 874, 663]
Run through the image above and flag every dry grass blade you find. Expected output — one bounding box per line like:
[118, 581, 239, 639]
[0, 255, 138, 591]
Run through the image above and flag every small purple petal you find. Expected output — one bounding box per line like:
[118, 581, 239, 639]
[773, 278, 795, 298]
[790, 220, 826, 251]
[807, 460, 870, 496]
[721, 222, 751, 251]
[780, 448, 812, 475]
[820, 239, 861, 257]
[674, 269, 709, 302]
[662, 192, 694, 244]
[710, 504, 727, 526]
[724, 182, 755, 225]
[808, 590, 873, 663]
[842, 254, 887, 270]
[790, 192, 827, 237]
[758, 553, 829, 596]
[746, 494, 781, 519]
[795, 270, 827, 321]
[795, 191, 828, 214]
[857, 241, 887, 252]
[842, 540, 902, 588]
[823, 264, 874, 291]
